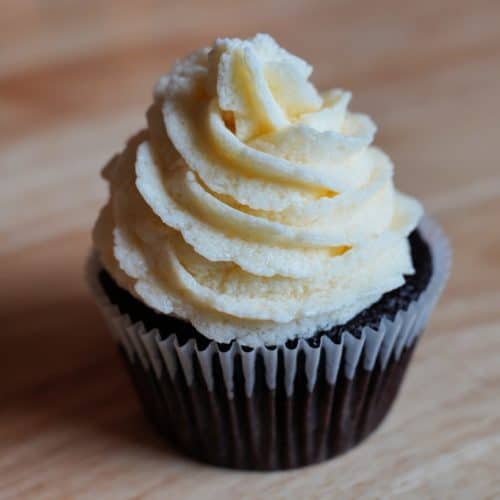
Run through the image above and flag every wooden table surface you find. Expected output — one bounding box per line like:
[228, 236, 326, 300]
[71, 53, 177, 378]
[2, 0, 500, 498]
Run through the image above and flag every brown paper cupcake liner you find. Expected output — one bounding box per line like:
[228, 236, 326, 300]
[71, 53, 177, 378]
[86, 215, 451, 470]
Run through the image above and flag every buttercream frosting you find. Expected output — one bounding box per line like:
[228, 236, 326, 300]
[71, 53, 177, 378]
[93, 34, 423, 346]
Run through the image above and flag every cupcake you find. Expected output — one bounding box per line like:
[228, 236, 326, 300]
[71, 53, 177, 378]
[87, 34, 450, 470]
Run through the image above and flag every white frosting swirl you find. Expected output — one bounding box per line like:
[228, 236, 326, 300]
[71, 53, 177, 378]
[93, 34, 423, 346]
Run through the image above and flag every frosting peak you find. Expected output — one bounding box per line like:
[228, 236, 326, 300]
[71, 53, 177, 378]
[94, 34, 423, 346]
[207, 34, 322, 141]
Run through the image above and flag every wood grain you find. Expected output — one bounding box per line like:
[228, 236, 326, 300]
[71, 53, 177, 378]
[1, 0, 500, 498]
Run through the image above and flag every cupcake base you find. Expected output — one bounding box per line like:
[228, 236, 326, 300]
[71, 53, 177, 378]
[87, 216, 451, 470]
[121, 339, 417, 470]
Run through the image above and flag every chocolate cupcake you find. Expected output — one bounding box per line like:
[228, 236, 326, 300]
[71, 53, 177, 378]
[87, 34, 450, 470]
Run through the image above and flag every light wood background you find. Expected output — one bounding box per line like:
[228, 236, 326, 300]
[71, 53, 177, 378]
[1, 0, 500, 498]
